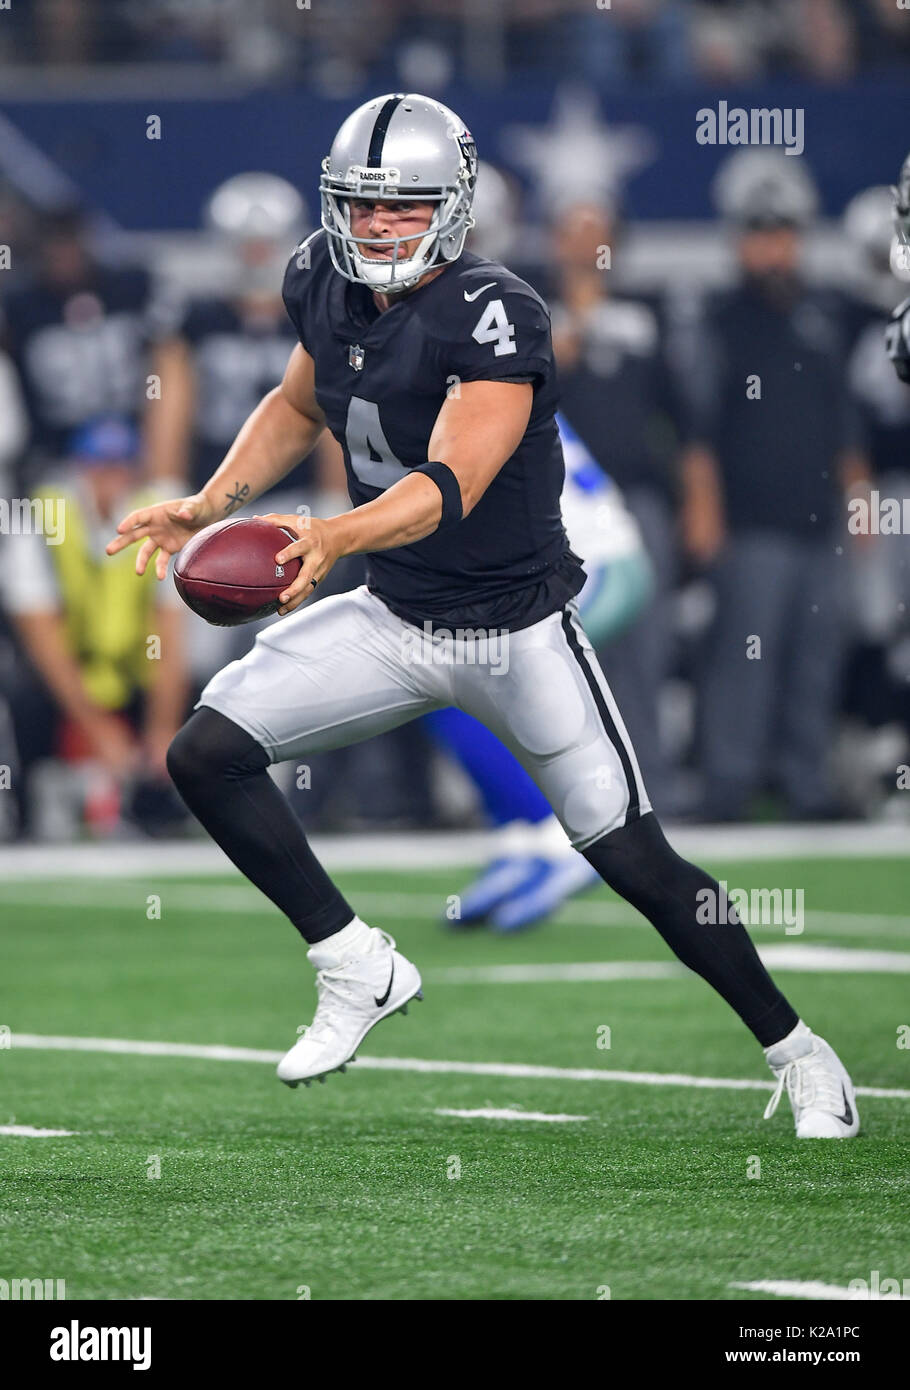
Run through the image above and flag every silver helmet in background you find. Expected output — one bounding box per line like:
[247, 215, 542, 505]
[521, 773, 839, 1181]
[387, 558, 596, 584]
[892, 151, 910, 280]
[844, 185, 896, 274]
[843, 184, 904, 300]
[467, 161, 519, 264]
[206, 172, 309, 294]
[712, 149, 818, 229]
[320, 92, 478, 293]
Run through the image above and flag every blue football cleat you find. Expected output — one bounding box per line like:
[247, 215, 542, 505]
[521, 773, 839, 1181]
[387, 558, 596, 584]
[447, 856, 547, 926]
[491, 854, 601, 932]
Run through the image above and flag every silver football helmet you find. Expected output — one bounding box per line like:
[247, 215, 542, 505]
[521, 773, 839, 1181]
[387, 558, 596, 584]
[843, 185, 896, 277]
[320, 93, 477, 293]
[207, 172, 308, 294]
[468, 161, 519, 263]
[713, 149, 818, 229]
[893, 152, 910, 250]
[206, 172, 307, 243]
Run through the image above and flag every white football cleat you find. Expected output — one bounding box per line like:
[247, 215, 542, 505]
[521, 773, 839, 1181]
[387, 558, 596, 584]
[277, 927, 422, 1088]
[763, 1022, 859, 1139]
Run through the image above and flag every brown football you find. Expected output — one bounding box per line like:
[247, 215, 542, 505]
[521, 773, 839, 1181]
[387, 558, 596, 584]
[173, 517, 302, 627]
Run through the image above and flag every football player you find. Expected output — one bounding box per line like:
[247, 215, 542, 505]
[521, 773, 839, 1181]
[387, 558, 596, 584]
[108, 94, 858, 1137]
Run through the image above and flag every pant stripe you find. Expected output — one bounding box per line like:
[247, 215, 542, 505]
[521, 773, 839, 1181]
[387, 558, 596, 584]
[560, 607, 641, 827]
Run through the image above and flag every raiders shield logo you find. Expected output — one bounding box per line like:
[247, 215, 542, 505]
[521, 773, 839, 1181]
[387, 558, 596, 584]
[348, 344, 365, 371]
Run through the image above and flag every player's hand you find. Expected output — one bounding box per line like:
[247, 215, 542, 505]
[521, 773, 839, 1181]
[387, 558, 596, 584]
[260, 512, 342, 615]
[106, 493, 215, 580]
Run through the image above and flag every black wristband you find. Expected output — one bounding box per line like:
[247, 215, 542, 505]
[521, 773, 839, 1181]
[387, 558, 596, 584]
[413, 460, 464, 531]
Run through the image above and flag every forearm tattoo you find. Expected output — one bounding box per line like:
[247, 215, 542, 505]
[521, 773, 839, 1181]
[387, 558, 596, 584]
[223, 482, 251, 516]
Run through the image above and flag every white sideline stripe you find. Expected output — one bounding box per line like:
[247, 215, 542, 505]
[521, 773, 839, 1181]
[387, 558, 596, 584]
[0, 1124, 77, 1137]
[431, 946, 910, 984]
[9, 1034, 910, 1100]
[3, 880, 910, 942]
[730, 1280, 910, 1301]
[435, 1108, 589, 1123]
[0, 821, 909, 879]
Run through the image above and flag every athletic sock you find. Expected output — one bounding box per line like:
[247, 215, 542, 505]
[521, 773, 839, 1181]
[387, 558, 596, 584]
[308, 916, 376, 969]
[582, 812, 799, 1048]
[764, 1019, 814, 1066]
[166, 706, 354, 944]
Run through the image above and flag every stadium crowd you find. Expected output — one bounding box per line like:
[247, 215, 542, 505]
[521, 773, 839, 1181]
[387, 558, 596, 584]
[1, 0, 910, 88]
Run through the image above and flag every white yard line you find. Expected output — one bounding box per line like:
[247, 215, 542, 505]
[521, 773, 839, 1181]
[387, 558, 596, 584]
[0, 1124, 77, 1137]
[434, 962, 682, 983]
[9, 1034, 910, 1100]
[756, 945, 910, 972]
[431, 946, 910, 984]
[0, 822, 909, 881]
[435, 1108, 589, 1123]
[2, 880, 910, 941]
[730, 1279, 910, 1301]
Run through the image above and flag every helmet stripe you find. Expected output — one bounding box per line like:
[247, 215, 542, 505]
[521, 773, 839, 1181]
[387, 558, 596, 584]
[367, 94, 405, 168]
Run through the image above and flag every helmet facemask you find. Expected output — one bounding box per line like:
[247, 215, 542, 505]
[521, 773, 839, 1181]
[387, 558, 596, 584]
[320, 168, 475, 293]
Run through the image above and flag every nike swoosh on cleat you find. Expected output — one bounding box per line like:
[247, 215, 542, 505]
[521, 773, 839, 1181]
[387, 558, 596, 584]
[374, 960, 395, 1008]
[464, 282, 496, 302]
[835, 1084, 854, 1127]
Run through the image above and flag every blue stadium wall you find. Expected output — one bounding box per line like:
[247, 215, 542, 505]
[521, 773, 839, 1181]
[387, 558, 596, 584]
[2, 78, 908, 229]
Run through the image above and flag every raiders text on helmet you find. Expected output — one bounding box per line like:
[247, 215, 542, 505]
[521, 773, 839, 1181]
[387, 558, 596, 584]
[320, 93, 478, 293]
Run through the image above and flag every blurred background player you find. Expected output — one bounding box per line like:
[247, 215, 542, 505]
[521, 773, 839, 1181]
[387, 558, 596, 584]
[148, 173, 328, 500]
[679, 150, 869, 822]
[0, 204, 173, 496]
[839, 179, 910, 811]
[0, 417, 189, 838]
[885, 151, 910, 384]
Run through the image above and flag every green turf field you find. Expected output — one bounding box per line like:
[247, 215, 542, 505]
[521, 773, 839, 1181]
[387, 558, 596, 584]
[1, 851, 909, 1301]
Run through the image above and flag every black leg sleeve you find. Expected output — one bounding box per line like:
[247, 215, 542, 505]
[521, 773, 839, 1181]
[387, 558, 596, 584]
[583, 812, 798, 1047]
[166, 707, 353, 944]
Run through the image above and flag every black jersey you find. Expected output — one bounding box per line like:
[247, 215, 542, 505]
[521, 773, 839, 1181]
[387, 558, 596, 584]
[178, 296, 305, 495]
[282, 231, 584, 632]
[684, 280, 857, 537]
[1, 265, 156, 465]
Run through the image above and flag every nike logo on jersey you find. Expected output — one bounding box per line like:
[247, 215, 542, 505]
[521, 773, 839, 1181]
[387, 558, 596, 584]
[374, 960, 395, 1008]
[463, 282, 497, 302]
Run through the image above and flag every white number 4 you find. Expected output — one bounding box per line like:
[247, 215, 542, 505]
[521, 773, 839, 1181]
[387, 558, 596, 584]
[471, 298, 516, 357]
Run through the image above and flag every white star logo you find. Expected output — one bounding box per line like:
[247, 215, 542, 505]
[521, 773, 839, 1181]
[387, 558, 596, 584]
[502, 85, 656, 213]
